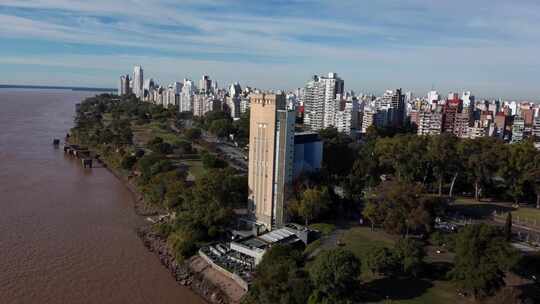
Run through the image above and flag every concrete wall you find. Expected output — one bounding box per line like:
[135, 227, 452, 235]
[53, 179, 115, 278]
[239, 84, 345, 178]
[198, 250, 250, 291]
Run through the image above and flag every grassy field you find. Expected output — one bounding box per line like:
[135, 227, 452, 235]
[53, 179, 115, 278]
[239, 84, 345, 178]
[334, 226, 461, 304]
[452, 197, 540, 223]
[512, 207, 540, 223]
[182, 159, 206, 180]
[340, 226, 395, 259]
[132, 121, 182, 146]
[308, 223, 336, 236]
[362, 278, 459, 304]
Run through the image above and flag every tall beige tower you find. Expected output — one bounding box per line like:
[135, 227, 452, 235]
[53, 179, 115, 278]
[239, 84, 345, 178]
[248, 93, 295, 231]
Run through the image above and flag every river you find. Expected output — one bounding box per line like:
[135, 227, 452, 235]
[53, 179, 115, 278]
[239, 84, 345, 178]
[0, 89, 205, 304]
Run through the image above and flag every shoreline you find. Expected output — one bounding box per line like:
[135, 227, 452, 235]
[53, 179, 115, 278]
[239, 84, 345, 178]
[91, 156, 236, 304]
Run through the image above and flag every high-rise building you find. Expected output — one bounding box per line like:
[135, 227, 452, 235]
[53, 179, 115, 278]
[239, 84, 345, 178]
[462, 91, 475, 108]
[248, 93, 295, 231]
[427, 90, 440, 103]
[512, 117, 525, 143]
[193, 94, 222, 117]
[417, 110, 443, 136]
[240, 97, 250, 114]
[334, 98, 359, 135]
[532, 117, 540, 140]
[199, 75, 212, 94]
[453, 110, 470, 138]
[303, 73, 344, 131]
[179, 79, 195, 113]
[442, 98, 462, 134]
[133, 66, 144, 99]
[378, 89, 405, 127]
[143, 78, 156, 101]
[118, 74, 130, 96]
[226, 83, 242, 119]
[468, 120, 488, 139]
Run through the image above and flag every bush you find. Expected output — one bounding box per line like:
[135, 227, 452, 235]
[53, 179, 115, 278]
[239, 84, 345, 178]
[150, 160, 173, 176]
[429, 231, 456, 251]
[168, 230, 198, 261]
[201, 151, 227, 169]
[185, 128, 202, 140]
[362, 245, 397, 276]
[155, 222, 173, 238]
[309, 223, 336, 236]
[120, 155, 137, 170]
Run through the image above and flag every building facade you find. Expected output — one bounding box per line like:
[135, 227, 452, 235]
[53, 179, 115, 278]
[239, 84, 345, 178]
[248, 93, 295, 231]
[133, 66, 144, 99]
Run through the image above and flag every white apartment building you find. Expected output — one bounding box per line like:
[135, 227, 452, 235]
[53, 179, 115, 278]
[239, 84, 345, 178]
[334, 99, 359, 135]
[303, 73, 344, 131]
[133, 66, 144, 99]
[179, 79, 195, 113]
[417, 110, 442, 136]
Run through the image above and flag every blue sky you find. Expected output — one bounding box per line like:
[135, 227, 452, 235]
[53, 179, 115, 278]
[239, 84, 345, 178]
[1, 0, 540, 99]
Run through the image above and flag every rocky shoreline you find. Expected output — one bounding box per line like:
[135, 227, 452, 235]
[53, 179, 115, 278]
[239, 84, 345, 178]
[94, 156, 232, 304]
[137, 226, 230, 304]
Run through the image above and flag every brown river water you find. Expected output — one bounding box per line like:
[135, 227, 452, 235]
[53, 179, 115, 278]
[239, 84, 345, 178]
[0, 89, 205, 304]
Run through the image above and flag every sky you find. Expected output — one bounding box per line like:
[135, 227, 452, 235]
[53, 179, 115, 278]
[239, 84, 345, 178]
[1, 0, 540, 100]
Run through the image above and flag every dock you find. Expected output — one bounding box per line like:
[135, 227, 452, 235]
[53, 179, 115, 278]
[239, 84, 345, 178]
[63, 144, 94, 169]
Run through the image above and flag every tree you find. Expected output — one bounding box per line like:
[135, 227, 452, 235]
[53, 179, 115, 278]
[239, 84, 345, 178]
[362, 199, 385, 231]
[120, 155, 137, 170]
[362, 245, 397, 276]
[297, 187, 331, 225]
[363, 181, 432, 236]
[393, 238, 425, 277]
[309, 248, 360, 303]
[527, 165, 540, 209]
[375, 135, 429, 183]
[201, 151, 227, 169]
[427, 134, 459, 196]
[172, 169, 237, 240]
[233, 111, 250, 146]
[499, 142, 537, 204]
[209, 118, 233, 139]
[347, 141, 380, 200]
[504, 213, 512, 242]
[184, 128, 202, 140]
[460, 138, 501, 201]
[450, 224, 519, 299]
[168, 229, 197, 261]
[137, 154, 165, 182]
[243, 245, 311, 304]
[318, 127, 356, 178]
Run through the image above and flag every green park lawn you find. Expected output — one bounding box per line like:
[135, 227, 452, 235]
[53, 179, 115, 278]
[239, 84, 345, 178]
[512, 206, 540, 223]
[452, 197, 540, 223]
[336, 226, 461, 304]
[182, 159, 206, 180]
[340, 226, 394, 259]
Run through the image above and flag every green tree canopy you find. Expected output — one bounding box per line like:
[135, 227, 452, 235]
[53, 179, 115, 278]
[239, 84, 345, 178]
[393, 238, 425, 277]
[295, 187, 331, 225]
[450, 224, 519, 299]
[308, 248, 360, 303]
[243, 245, 311, 304]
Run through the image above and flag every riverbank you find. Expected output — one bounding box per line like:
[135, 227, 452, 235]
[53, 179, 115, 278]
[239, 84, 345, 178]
[137, 226, 232, 304]
[73, 148, 240, 304]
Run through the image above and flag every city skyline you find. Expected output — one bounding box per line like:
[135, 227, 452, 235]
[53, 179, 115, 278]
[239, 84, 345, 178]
[1, 1, 540, 99]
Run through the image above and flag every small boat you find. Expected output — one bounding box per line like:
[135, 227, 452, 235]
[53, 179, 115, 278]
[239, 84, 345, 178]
[53, 139, 60, 146]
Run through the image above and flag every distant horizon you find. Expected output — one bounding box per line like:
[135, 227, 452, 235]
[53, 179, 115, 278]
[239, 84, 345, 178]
[1, 1, 540, 100]
[0, 84, 116, 92]
[2, 82, 539, 103]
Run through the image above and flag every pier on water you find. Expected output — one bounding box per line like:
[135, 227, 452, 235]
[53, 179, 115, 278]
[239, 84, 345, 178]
[63, 144, 94, 168]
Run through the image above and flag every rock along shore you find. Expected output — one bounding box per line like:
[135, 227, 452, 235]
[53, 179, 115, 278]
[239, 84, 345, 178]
[137, 226, 230, 304]
[93, 156, 231, 304]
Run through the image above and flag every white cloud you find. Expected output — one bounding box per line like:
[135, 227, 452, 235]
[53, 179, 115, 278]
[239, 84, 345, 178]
[1, 0, 540, 98]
